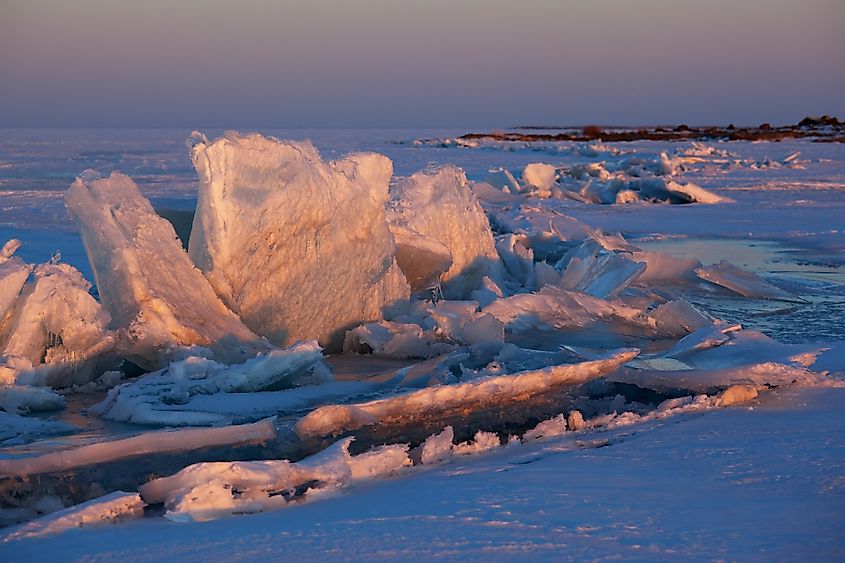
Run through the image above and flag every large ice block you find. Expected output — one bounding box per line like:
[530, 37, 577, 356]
[65, 171, 271, 370]
[189, 132, 410, 352]
[388, 166, 503, 299]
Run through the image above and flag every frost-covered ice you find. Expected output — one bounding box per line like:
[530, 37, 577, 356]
[388, 166, 504, 298]
[189, 131, 409, 352]
[294, 348, 637, 439]
[91, 341, 328, 426]
[65, 172, 271, 370]
[138, 438, 410, 522]
[696, 260, 800, 301]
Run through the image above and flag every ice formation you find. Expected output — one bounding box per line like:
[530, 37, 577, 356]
[1, 240, 114, 389]
[388, 166, 504, 299]
[92, 341, 328, 426]
[696, 261, 800, 301]
[189, 131, 409, 352]
[294, 348, 638, 439]
[138, 437, 410, 522]
[1, 492, 144, 541]
[522, 163, 557, 197]
[65, 172, 271, 370]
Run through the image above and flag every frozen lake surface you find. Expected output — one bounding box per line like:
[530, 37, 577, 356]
[0, 129, 843, 559]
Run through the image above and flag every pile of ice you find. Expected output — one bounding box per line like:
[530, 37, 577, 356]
[92, 341, 328, 426]
[1, 238, 117, 426]
[66, 171, 272, 370]
[189, 131, 410, 352]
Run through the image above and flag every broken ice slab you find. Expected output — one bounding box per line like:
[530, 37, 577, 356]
[483, 285, 647, 334]
[695, 260, 803, 301]
[664, 323, 742, 359]
[0, 241, 32, 323]
[1, 261, 115, 388]
[91, 341, 328, 426]
[389, 224, 452, 292]
[294, 348, 639, 441]
[343, 321, 457, 359]
[388, 165, 504, 299]
[138, 438, 410, 523]
[189, 132, 409, 352]
[559, 243, 646, 299]
[0, 350, 636, 511]
[608, 361, 824, 395]
[65, 171, 272, 370]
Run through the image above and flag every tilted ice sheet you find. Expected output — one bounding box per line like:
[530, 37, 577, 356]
[189, 131, 410, 352]
[65, 171, 271, 370]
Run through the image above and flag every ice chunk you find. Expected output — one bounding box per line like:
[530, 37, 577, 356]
[484, 168, 521, 193]
[610, 362, 822, 394]
[419, 425, 454, 464]
[483, 285, 645, 333]
[389, 224, 452, 292]
[0, 417, 279, 477]
[1, 262, 114, 387]
[343, 321, 455, 359]
[696, 261, 800, 301]
[429, 300, 504, 345]
[664, 180, 733, 204]
[522, 163, 557, 197]
[189, 132, 409, 352]
[1, 491, 143, 541]
[559, 247, 646, 298]
[65, 172, 270, 370]
[664, 323, 742, 358]
[0, 241, 32, 324]
[650, 299, 713, 337]
[389, 166, 503, 299]
[139, 437, 410, 522]
[522, 413, 567, 441]
[92, 341, 327, 426]
[294, 348, 638, 438]
[631, 251, 702, 283]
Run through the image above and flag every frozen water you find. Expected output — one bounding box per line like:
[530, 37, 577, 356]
[388, 165, 504, 299]
[138, 437, 410, 522]
[1, 257, 114, 388]
[65, 171, 270, 370]
[91, 341, 328, 426]
[189, 131, 409, 352]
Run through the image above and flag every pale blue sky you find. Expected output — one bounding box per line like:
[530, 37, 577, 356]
[1, 0, 843, 128]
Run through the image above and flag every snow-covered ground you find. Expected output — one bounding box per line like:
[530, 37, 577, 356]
[0, 129, 843, 560]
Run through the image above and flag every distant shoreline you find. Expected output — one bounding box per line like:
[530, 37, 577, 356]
[461, 116, 845, 143]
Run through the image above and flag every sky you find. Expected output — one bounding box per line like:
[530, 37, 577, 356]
[1, 0, 843, 129]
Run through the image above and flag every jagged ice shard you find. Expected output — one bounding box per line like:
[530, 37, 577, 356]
[65, 172, 272, 370]
[189, 132, 410, 352]
[388, 166, 504, 299]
